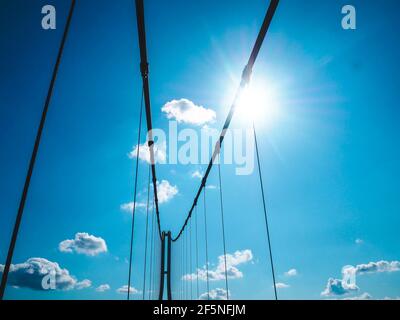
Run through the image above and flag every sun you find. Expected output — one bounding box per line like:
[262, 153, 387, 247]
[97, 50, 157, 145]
[236, 80, 280, 127]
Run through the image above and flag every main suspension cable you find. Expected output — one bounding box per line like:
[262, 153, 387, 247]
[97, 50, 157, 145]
[0, 0, 76, 300]
[172, 0, 280, 242]
[135, 0, 163, 239]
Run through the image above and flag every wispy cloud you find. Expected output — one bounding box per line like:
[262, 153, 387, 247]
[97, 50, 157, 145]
[128, 141, 166, 164]
[191, 170, 203, 179]
[284, 268, 298, 277]
[183, 249, 253, 281]
[120, 180, 177, 211]
[206, 185, 218, 190]
[276, 282, 290, 289]
[162, 98, 216, 126]
[383, 296, 400, 300]
[157, 180, 178, 204]
[116, 285, 140, 294]
[96, 284, 111, 292]
[199, 288, 229, 300]
[355, 238, 364, 245]
[342, 292, 372, 300]
[120, 201, 147, 213]
[59, 233, 107, 256]
[345, 260, 400, 275]
[75, 279, 92, 290]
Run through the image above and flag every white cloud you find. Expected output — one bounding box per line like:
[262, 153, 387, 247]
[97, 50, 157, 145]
[116, 285, 140, 294]
[342, 292, 372, 300]
[128, 141, 166, 164]
[157, 180, 178, 204]
[120, 201, 147, 213]
[162, 98, 216, 126]
[322, 260, 400, 297]
[321, 278, 359, 297]
[120, 181, 177, 210]
[284, 268, 297, 277]
[0, 258, 90, 291]
[344, 260, 400, 275]
[191, 170, 203, 179]
[75, 279, 92, 290]
[206, 185, 217, 190]
[183, 249, 253, 282]
[276, 282, 290, 289]
[96, 284, 111, 292]
[59, 232, 107, 256]
[355, 238, 364, 245]
[199, 288, 229, 300]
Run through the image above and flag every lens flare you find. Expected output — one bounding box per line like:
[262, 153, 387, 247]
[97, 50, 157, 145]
[236, 81, 280, 127]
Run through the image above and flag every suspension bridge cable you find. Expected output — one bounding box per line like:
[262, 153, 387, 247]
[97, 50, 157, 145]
[148, 197, 155, 299]
[183, 235, 185, 299]
[153, 227, 157, 300]
[155, 217, 159, 299]
[203, 188, 210, 300]
[171, 0, 280, 242]
[181, 234, 184, 299]
[184, 238, 185, 300]
[186, 230, 189, 300]
[0, 0, 76, 300]
[142, 165, 151, 299]
[184, 231, 187, 299]
[253, 124, 278, 300]
[183, 232, 186, 299]
[189, 218, 193, 300]
[127, 88, 144, 300]
[135, 0, 163, 239]
[186, 223, 189, 300]
[154, 221, 158, 300]
[195, 204, 200, 298]
[187, 230, 189, 299]
[217, 156, 229, 299]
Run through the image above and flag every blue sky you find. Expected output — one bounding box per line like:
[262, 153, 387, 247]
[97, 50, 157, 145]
[1, 0, 400, 300]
